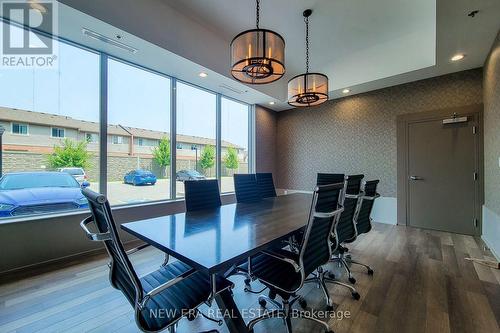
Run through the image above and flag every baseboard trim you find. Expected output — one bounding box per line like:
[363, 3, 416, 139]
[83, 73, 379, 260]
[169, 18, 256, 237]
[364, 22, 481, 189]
[482, 205, 500, 261]
[482, 236, 500, 262]
[0, 239, 144, 284]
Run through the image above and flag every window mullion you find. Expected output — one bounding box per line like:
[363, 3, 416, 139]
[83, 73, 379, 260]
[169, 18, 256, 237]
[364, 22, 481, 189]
[216, 93, 222, 187]
[170, 78, 177, 199]
[99, 53, 108, 196]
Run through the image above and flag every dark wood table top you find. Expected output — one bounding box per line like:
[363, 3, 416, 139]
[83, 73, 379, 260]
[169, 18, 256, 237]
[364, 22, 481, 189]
[121, 193, 312, 274]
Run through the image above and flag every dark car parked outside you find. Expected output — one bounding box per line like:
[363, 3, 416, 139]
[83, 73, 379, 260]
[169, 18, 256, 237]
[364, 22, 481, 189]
[175, 170, 206, 182]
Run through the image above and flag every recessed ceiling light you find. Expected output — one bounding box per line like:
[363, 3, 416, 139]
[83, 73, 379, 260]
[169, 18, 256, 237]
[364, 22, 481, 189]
[269, 101, 275, 105]
[199, 72, 208, 78]
[342, 89, 350, 94]
[451, 54, 465, 62]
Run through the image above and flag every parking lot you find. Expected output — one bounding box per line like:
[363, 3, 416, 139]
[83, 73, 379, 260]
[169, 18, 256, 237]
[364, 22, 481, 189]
[89, 177, 235, 206]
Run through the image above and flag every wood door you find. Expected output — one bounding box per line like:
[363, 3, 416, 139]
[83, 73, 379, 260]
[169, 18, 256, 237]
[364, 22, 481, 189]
[407, 113, 480, 235]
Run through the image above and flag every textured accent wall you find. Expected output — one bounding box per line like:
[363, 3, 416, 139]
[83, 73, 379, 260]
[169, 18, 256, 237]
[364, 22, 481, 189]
[276, 69, 483, 196]
[255, 105, 277, 175]
[484, 31, 500, 216]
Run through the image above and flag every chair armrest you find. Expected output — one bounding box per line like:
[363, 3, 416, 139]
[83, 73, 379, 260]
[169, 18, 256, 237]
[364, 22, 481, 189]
[139, 268, 197, 309]
[80, 216, 111, 241]
[261, 249, 301, 272]
[126, 243, 151, 255]
[363, 193, 381, 201]
[314, 206, 344, 219]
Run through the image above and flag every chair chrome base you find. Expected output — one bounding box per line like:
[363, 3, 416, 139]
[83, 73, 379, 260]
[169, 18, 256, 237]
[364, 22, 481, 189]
[344, 254, 374, 275]
[248, 294, 333, 333]
[329, 256, 357, 284]
[305, 266, 360, 305]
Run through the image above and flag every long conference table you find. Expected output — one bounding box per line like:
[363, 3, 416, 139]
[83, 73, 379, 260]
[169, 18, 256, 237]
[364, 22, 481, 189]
[121, 192, 312, 333]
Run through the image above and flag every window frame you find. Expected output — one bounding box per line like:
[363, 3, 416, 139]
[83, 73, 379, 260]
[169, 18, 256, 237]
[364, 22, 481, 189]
[0, 18, 255, 221]
[85, 132, 98, 143]
[11, 122, 29, 135]
[111, 135, 123, 145]
[51, 127, 65, 138]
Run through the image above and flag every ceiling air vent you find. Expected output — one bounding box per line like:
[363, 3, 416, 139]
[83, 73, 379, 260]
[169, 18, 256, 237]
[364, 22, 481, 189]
[219, 83, 245, 94]
[82, 28, 138, 54]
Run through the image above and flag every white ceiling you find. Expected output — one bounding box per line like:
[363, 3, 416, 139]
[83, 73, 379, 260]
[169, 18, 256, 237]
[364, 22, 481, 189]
[51, 0, 500, 111]
[168, 0, 437, 93]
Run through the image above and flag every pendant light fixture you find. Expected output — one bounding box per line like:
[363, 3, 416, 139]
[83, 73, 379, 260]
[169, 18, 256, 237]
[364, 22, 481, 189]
[288, 9, 328, 107]
[230, 0, 285, 84]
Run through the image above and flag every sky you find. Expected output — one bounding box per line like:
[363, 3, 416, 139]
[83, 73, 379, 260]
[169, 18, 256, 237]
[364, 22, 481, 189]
[0, 23, 249, 149]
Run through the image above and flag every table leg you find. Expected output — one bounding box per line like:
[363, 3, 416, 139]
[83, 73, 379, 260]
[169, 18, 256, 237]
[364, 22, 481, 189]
[214, 289, 249, 333]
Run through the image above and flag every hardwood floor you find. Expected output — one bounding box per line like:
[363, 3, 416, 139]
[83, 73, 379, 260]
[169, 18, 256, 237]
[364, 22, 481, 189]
[0, 223, 499, 333]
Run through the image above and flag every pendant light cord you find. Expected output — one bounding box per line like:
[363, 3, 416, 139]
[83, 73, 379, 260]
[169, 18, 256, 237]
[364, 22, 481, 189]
[305, 15, 309, 73]
[256, 0, 260, 29]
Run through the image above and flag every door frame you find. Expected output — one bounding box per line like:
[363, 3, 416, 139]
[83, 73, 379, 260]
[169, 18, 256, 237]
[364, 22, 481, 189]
[396, 104, 484, 235]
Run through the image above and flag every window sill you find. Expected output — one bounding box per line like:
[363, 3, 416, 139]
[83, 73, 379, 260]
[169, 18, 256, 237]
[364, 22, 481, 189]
[0, 192, 236, 226]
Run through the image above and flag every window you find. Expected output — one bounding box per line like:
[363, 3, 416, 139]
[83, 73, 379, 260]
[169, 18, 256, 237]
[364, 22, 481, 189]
[176, 82, 216, 198]
[111, 135, 123, 144]
[51, 127, 65, 138]
[85, 133, 98, 143]
[0, 23, 100, 219]
[0, 21, 253, 220]
[107, 59, 171, 205]
[221, 98, 249, 193]
[12, 123, 28, 135]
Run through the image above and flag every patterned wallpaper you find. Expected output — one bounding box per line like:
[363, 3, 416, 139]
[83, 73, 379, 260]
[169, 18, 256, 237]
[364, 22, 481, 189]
[484, 32, 500, 216]
[255, 105, 277, 175]
[275, 69, 483, 197]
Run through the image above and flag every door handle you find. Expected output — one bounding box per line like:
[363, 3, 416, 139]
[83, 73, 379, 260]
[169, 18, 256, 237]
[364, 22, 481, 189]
[409, 176, 423, 181]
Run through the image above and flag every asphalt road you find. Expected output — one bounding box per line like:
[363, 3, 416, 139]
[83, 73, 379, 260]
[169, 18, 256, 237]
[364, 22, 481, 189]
[89, 177, 235, 206]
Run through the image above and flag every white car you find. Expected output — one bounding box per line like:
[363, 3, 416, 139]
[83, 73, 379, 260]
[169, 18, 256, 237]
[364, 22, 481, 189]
[58, 167, 88, 184]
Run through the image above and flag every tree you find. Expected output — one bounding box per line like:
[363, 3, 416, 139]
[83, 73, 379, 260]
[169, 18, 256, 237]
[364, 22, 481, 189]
[48, 139, 92, 169]
[152, 137, 170, 178]
[199, 145, 215, 174]
[224, 147, 239, 171]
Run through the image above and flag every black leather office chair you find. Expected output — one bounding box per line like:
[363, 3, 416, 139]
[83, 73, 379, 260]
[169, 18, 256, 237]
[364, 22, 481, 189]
[234, 174, 261, 203]
[232, 174, 263, 286]
[184, 179, 222, 212]
[317, 173, 345, 186]
[328, 174, 364, 285]
[79, 188, 232, 333]
[307, 174, 362, 302]
[344, 180, 380, 275]
[256, 172, 277, 198]
[247, 183, 344, 333]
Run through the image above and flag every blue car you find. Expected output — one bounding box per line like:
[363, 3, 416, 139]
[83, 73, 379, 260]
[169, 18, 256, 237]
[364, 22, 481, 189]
[123, 170, 157, 186]
[0, 172, 90, 218]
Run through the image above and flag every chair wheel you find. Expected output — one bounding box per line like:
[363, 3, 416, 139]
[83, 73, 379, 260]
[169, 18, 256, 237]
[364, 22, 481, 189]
[244, 278, 251, 285]
[352, 292, 361, 300]
[326, 304, 334, 311]
[299, 297, 307, 309]
[368, 268, 374, 275]
[328, 272, 336, 279]
[348, 276, 356, 284]
[244, 287, 250, 292]
[258, 298, 267, 307]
